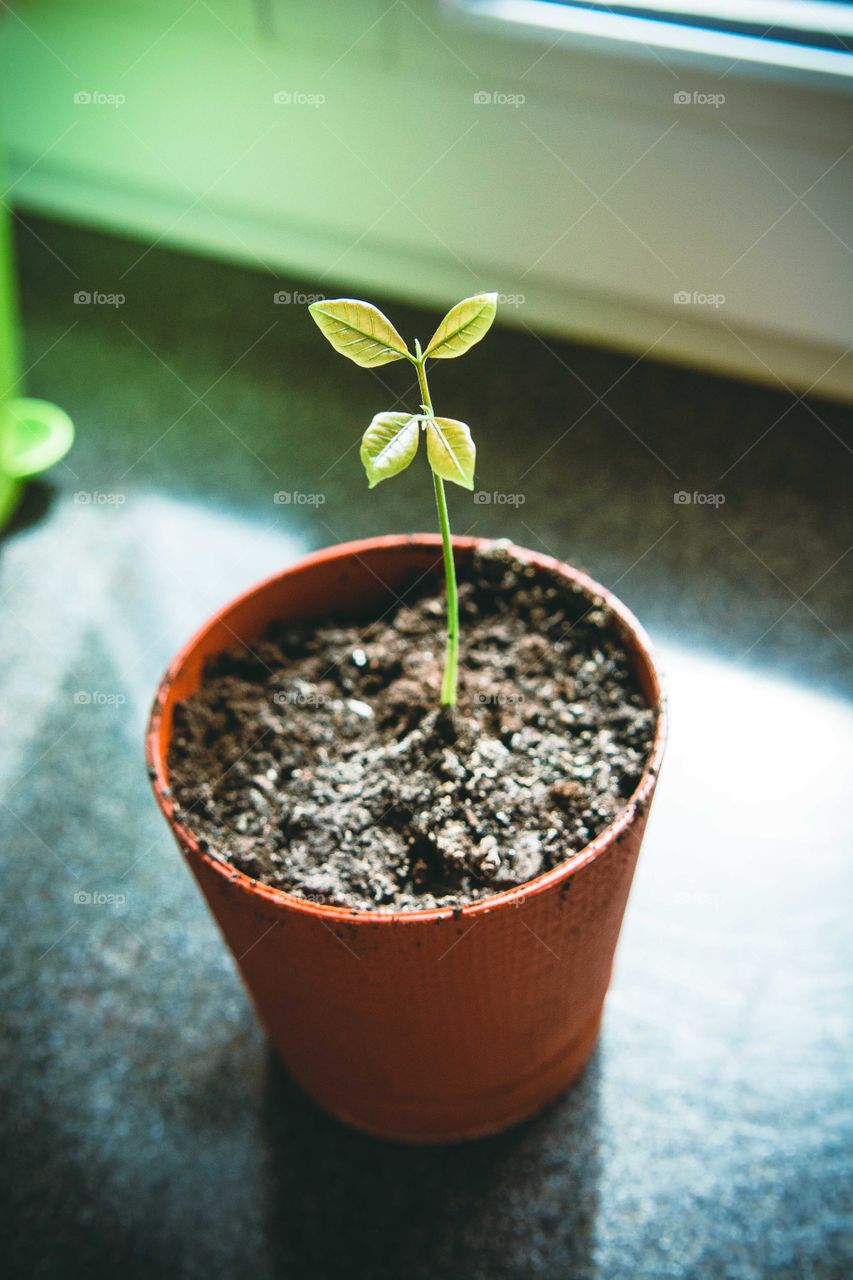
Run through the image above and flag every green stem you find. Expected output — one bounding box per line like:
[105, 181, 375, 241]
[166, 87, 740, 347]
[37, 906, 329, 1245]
[432, 470, 459, 705]
[415, 351, 459, 706]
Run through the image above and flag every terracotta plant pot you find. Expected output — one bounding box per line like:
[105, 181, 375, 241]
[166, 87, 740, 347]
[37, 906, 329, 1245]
[147, 535, 666, 1143]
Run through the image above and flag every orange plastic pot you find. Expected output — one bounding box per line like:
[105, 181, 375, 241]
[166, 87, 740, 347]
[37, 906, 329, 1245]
[147, 535, 666, 1143]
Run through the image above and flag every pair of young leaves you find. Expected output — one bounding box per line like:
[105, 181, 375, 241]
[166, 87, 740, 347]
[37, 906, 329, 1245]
[308, 292, 497, 491]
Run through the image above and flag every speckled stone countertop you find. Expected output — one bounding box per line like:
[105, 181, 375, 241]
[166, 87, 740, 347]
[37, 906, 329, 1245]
[1, 216, 851, 1279]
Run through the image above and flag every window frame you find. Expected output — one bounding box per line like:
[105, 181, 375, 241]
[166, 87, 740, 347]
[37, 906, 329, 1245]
[450, 0, 853, 86]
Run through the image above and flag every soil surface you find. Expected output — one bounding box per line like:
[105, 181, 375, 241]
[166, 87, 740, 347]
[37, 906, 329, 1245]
[167, 545, 657, 911]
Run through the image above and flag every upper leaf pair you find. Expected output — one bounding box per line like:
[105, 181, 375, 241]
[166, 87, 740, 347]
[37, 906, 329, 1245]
[309, 293, 497, 368]
[361, 413, 475, 490]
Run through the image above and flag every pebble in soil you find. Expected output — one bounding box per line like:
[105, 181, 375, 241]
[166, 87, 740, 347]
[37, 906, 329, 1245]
[167, 546, 657, 912]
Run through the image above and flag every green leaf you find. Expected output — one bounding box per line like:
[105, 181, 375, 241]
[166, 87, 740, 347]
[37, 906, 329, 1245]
[308, 298, 410, 367]
[360, 412, 420, 487]
[424, 293, 497, 361]
[425, 417, 476, 489]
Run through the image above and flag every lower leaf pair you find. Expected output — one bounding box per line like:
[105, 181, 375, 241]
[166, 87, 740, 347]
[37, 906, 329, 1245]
[361, 412, 475, 491]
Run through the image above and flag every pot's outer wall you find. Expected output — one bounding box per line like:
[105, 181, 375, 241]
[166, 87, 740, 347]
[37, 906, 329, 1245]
[148, 536, 665, 1143]
[190, 817, 648, 1140]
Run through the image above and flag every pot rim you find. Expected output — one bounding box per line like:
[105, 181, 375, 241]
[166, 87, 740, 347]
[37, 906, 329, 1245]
[147, 533, 667, 926]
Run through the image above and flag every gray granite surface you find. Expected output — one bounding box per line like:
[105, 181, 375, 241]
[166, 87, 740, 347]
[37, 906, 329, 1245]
[1, 215, 851, 1279]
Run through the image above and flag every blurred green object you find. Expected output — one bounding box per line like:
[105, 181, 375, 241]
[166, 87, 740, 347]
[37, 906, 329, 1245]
[0, 132, 73, 529]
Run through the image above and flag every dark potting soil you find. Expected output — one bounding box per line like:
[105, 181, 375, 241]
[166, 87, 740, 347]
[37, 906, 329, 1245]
[167, 545, 657, 912]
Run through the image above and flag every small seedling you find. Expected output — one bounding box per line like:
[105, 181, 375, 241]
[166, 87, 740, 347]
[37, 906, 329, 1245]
[308, 292, 497, 706]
